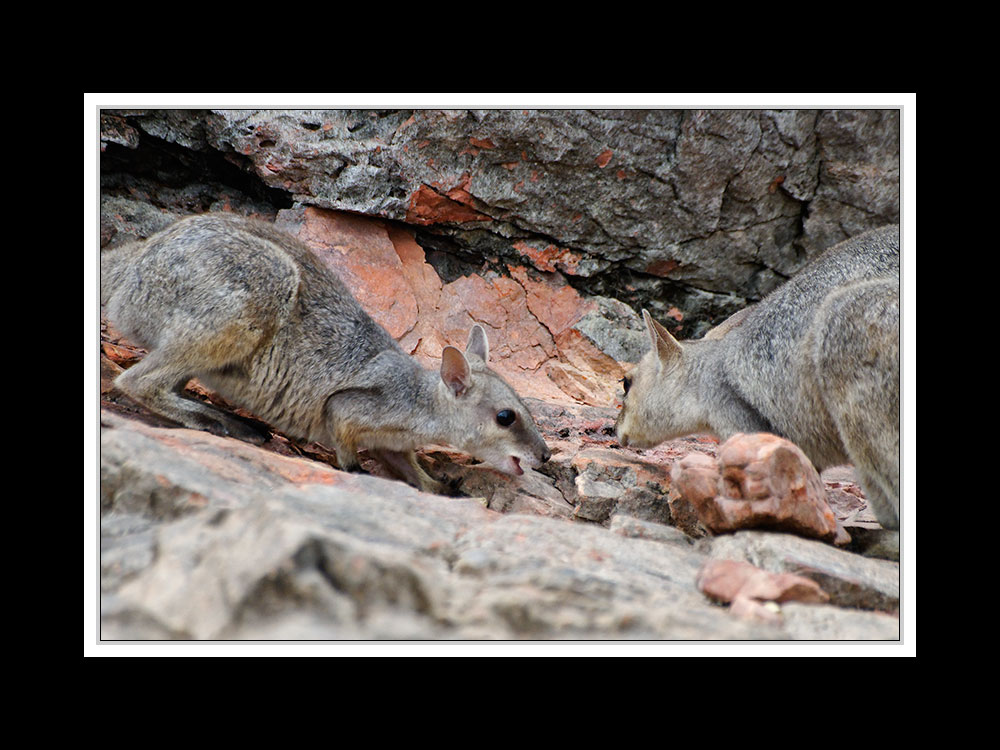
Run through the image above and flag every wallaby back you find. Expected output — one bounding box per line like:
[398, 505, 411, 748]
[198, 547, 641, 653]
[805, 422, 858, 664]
[615, 226, 901, 529]
[101, 213, 550, 492]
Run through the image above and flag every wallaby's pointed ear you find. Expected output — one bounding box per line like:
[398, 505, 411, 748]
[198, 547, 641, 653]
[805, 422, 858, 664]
[703, 304, 754, 341]
[466, 323, 489, 362]
[441, 345, 472, 397]
[642, 309, 682, 366]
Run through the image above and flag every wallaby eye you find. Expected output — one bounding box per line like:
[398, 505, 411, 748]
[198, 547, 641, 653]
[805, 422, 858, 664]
[621, 376, 632, 395]
[496, 409, 516, 427]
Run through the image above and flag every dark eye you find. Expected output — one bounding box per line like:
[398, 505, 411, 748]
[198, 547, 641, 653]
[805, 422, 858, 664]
[621, 376, 632, 395]
[496, 409, 516, 427]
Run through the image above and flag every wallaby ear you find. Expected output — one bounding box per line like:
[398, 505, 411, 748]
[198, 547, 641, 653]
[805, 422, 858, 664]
[642, 309, 682, 367]
[466, 323, 489, 362]
[440, 345, 472, 397]
[703, 304, 754, 341]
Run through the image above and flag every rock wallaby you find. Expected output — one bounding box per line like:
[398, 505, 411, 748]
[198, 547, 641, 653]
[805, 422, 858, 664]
[615, 226, 900, 529]
[100, 212, 551, 493]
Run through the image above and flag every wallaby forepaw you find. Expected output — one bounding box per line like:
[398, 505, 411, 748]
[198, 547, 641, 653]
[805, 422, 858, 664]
[334, 449, 360, 473]
[229, 423, 270, 445]
[199, 414, 270, 445]
[418, 477, 449, 495]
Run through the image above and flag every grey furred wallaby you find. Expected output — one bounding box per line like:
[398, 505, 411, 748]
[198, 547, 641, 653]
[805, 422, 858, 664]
[615, 226, 901, 529]
[101, 212, 551, 493]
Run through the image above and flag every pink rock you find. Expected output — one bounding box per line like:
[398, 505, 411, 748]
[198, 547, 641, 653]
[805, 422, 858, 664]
[670, 433, 850, 545]
[697, 559, 829, 622]
[728, 596, 783, 624]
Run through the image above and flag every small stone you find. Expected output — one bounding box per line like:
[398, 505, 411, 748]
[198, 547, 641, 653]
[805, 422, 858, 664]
[671, 433, 849, 545]
[697, 558, 830, 623]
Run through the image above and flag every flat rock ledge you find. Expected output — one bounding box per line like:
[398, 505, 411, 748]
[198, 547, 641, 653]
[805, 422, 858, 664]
[98, 411, 899, 642]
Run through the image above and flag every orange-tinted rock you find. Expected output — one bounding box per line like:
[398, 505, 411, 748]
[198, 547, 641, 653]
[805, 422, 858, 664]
[101, 341, 144, 369]
[544, 361, 604, 406]
[645, 259, 680, 277]
[284, 207, 418, 339]
[668, 452, 718, 508]
[405, 184, 492, 226]
[508, 265, 593, 336]
[511, 240, 584, 275]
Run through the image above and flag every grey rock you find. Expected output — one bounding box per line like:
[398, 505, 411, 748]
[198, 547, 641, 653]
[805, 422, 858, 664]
[608, 514, 697, 548]
[99, 196, 182, 248]
[573, 296, 647, 364]
[100, 114, 141, 150]
[779, 603, 900, 641]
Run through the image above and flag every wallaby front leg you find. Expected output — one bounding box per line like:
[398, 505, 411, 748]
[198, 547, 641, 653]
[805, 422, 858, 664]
[369, 448, 446, 494]
[333, 445, 360, 472]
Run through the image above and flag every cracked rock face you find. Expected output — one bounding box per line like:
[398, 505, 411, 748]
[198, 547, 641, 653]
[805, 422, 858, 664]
[101, 108, 899, 338]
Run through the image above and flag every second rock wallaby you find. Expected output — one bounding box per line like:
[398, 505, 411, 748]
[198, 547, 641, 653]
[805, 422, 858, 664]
[615, 226, 901, 529]
[101, 212, 551, 493]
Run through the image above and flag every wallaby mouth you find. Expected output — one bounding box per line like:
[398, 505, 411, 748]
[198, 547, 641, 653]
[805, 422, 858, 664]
[472, 454, 526, 477]
[505, 456, 524, 476]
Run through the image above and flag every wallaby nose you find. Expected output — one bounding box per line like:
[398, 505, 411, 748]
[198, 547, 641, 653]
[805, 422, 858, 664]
[542, 447, 551, 463]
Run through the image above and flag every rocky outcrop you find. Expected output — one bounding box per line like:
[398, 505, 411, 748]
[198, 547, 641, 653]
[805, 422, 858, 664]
[97, 108, 902, 642]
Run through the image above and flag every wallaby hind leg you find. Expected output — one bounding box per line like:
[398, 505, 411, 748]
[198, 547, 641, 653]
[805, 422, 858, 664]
[826, 373, 899, 529]
[852, 463, 899, 530]
[814, 280, 900, 530]
[113, 346, 269, 444]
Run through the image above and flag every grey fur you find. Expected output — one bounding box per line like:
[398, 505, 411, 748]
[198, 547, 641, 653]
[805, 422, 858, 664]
[101, 213, 550, 492]
[615, 226, 900, 529]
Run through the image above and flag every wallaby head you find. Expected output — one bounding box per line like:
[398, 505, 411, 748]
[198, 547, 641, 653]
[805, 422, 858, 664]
[615, 309, 711, 449]
[435, 324, 551, 476]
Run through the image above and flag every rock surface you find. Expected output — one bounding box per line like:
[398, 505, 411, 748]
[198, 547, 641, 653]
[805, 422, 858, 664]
[99, 411, 899, 641]
[95, 107, 905, 646]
